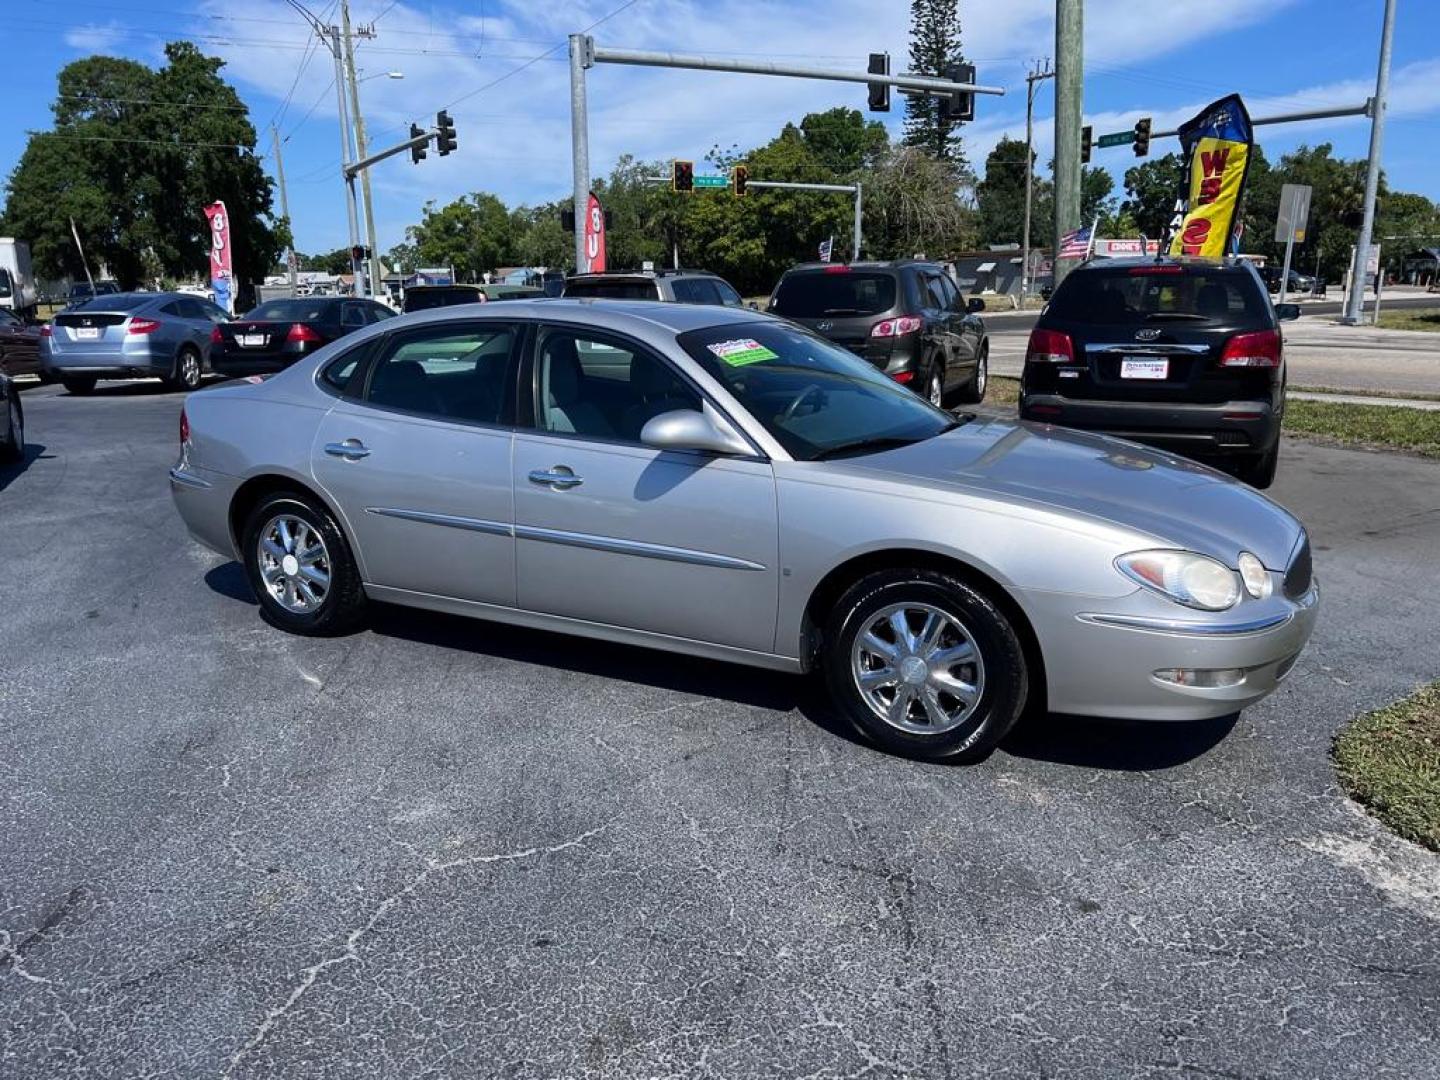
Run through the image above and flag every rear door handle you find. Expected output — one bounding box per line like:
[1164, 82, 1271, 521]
[324, 439, 370, 460]
[528, 467, 583, 489]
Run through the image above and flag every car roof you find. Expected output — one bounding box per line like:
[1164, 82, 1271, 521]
[568, 269, 720, 281]
[781, 260, 943, 274]
[392, 297, 765, 334]
[1072, 255, 1248, 272]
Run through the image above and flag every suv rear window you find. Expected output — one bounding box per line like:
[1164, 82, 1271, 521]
[564, 279, 661, 301]
[770, 271, 897, 318]
[404, 287, 483, 312]
[1047, 266, 1269, 324]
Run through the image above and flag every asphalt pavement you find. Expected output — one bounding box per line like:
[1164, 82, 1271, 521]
[2, 381, 1439, 1079]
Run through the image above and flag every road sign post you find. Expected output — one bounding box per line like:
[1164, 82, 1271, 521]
[1274, 183, 1313, 304]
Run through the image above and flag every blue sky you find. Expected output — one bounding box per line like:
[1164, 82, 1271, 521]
[5, 0, 1438, 261]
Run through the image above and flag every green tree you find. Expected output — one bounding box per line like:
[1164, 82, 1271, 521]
[1082, 166, 1116, 229]
[405, 193, 515, 280]
[1, 43, 279, 288]
[975, 136, 1036, 245]
[309, 248, 353, 274]
[1121, 153, 1186, 240]
[863, 145, 977, 259]
[799, 107, 889, 174]
[902, 0, 968, 166]
[512, 203, 572, 270]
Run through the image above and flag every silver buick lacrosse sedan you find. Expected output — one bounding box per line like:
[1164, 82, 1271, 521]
[170, 300, 1316, 761]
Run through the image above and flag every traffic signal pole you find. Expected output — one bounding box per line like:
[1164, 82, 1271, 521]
[567, 34, 1003, 273]
[1052, 0, 1084, 287]
[1021, 61, 1054, 300]
[1344, 0, 1396, 326]
[328, 26, 363, 296]
[339, 0, 381, 298]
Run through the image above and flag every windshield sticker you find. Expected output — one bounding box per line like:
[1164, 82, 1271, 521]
[708, 338, 778, 367]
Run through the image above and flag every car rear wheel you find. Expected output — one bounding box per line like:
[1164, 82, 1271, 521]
[241, 491, 367, 636]
[925, 364, 945, 408]
[62, 376, 97, 395]
[166, 346, 202, 392]
[1235, 440, 1279, 489]
[822, 568, 1028, 762]
[1, 395, 22, 463]
[956, 345, 988, 404]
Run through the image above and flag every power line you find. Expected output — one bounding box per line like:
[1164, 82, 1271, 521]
[32, 132, 250, 150]
[58, 93, 251, 112]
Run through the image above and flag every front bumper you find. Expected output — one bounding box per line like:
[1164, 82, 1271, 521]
[1018, 582, 1319, 721]
[1019, 394, 1279, 457]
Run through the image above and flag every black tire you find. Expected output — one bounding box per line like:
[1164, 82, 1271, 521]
[923, 360, 945, 408]
[241, 491, 367, 636]
[166, 346, 203, 392]
[822, 568, 1029, 762]
[955, 343, 988, 404]
[1, 393, 22, 464]
[62, 375, 97, 395]
[1235, 440, 1279, 489]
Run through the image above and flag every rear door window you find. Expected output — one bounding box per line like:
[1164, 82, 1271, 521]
[714, 280, 744, 307]
[770, 272, 897, 318]
[364, 323, 517, 425]
[564, 279, 661, 301]
[1048, 268, 1269, 324]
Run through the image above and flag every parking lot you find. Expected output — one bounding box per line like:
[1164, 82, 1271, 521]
[3, 380, 1439, 1077]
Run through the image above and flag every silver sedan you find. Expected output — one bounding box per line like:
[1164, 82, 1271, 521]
[169, 300, 1317, 761]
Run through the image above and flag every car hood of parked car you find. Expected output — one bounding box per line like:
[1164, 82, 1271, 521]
[822, 417, 1303, 569]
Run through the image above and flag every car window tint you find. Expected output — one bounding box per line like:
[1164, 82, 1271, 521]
[534, 327, 699, 443]
[247, 299, 334, 322]
[366, 325, 515, 424]
[563, 279, 661, 301]
[671, 279, 699, 303]
[770, 272, 897, 317]
[340, 303, 367, 327]
[1048, 268, 1269, 323]
[368, 303, 394, 322]
[922, 274, 949, 310]
[77, 294, 150, 312]
[689, 279, 725, 305]
[715, 280, 743, 306]
[935, 274, 961, 311]
[160, 301, 185, 317]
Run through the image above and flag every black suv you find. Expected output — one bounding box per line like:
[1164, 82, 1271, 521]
[563, 269, 746, 305]
[1019, 257, 1298, 488]
[768, 261, 988, 406]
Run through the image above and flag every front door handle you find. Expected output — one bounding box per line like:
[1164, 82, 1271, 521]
[324, 439, 370, 460]
[528, 466, 583, 489]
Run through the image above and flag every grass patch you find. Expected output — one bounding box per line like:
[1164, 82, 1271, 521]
[1376, 308, 1440, 332]
[1282, 398, 1440, 459]
[1334, 683, 1440, 852]
[1292, 384, 1440, 403]
[985, 375, 1020, 405]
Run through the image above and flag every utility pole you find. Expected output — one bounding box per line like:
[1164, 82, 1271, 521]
[1022, 59, 1054, 300]
[1052, 0, 1083, 287]
[327, 26, 362, 295]
[271, 124, 298, 298]
[339, 0, 380, 298]
[1343, 0, 1396, 326]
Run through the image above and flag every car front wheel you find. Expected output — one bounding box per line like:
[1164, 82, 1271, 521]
[1, 394, 22, 463]
[166, 346, 202, 391]
[241, 491, 367, 635]
[956, 344, 988, 404]
[822, 568, 1029, 762]
[1235, 440, 1279, 489]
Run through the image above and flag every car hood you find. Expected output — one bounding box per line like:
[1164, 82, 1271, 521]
[830, 417, 1303, 569]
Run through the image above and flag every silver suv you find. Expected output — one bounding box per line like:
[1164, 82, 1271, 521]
[563, 269, 747, 306]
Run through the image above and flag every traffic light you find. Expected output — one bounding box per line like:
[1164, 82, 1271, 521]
[435, 110, 457, 156]
[1081, 125, 1093, 164]
[409, 123, 427, 165]
[941, 62, 975, 122]
[672, 159, 694, 193]
[867, 52, 890, 113]
[1133, 116, 1151, 157]
[560, 208, 576, 232]
[733, 163, 748, 197]
[350, 245, 367, 264]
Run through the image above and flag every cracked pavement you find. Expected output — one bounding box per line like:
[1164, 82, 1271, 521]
[2, 381, 1438, 1078]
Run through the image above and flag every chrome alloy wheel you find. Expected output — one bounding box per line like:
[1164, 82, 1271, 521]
[850, 602, 985, 735]
[928, 369, 944, 407]
[975, 352, 988, 397]
[257, 515, 331, 614]
[179, 350, 201, 387]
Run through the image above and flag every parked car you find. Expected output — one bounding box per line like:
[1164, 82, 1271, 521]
[62, 280, 121, 308]
[403, 284, 544, 313]
[0, 307, 44, 378]
[211, 297, 394, 378]
[0, 373, 23, 463]
[1019, 257, 1296, 488]
[0, 238, 39, 321]
[41, 291, 230, 394]
[563, 269, 746, 306]
[1260, 266, 1317, 296]
[170, 300, 1317, 763]
[768, 260, 988, 407]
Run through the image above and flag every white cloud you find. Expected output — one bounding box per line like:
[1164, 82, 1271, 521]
[63, 22, 129, 52]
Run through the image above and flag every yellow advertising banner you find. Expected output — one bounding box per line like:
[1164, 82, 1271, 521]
[1167, 95, 1254, 259]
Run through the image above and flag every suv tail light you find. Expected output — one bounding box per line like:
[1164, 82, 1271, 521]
[127, 318, 161, 335]
[210, 326, 224, 345]
[179, 406, 190, 446]
[1220, 329, 1281, 367]
[1025, 327, 1074, 363]
[287, 322, 322, 344]
[40, 324, 52, 338]
[871, 316, 922, 338]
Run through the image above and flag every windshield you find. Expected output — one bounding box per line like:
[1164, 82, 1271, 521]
[678, 321, 954, 461]
[76, 294, 150, 312]
[770, 271, 897, 318]
[1047, 266, 1269, 323]
[404, 287, 481, 311]
[244, 299, 335, 321]
[564, 279, 660, 301]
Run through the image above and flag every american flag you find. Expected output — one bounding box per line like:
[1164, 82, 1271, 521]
[818, 236, 834, 263]
[1058, 224, 1094, 259]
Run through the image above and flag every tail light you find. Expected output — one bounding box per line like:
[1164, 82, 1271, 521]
[871, 316, 922, 338]
[210, 326, 224, 345]
[127, 318, 161, 335]
[1025, 327, 1074, 363]
[1127, 265, 1185, 275]
[890, 371, 915, 384]
[179, 406, 190, 446]
[40, 324, 52, 338]
[287, 322, 322, 343]
[823, 265, 851, 274]
[1220, 329, 1281, 367]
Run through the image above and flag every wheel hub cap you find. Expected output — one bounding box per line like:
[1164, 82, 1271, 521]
[257, 514, 331, 615]
[281, 554, 300, 576]
[900, 656, 928, 686]
[850, 602, 986, 735]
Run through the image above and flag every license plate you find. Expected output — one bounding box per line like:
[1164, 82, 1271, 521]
[75, 327, 100, 340]
[239, 334, 267, 347]
[1121, 358, 1169, 380]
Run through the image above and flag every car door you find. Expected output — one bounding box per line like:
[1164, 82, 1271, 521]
[511, 323, 779, 653]
[920, 272, 960, 373]
[310, 320, 520, 605]
[935, 273, 981, 367]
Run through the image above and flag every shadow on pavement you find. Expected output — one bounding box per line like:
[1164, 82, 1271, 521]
[0, 442, 47, 495]
[204, 562, 256, 605]
[1000, 709, 1239, 771]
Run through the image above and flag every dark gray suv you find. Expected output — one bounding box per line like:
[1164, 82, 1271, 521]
[563, 269, 746, 306]
[767, 260, 988, 406]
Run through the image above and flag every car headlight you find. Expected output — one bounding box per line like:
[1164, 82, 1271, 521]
[1237, 551, 1272, 599]
[1115, 550, 1242, 611]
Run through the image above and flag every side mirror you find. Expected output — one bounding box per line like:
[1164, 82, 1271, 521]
[641, 409, 751, 456]
[1275, 303, 1300, 322]
[747, 301, 760, 311]
[966, 297, 985, 314]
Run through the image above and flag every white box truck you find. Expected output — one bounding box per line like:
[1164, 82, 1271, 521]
[0, 238, 39, 321]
